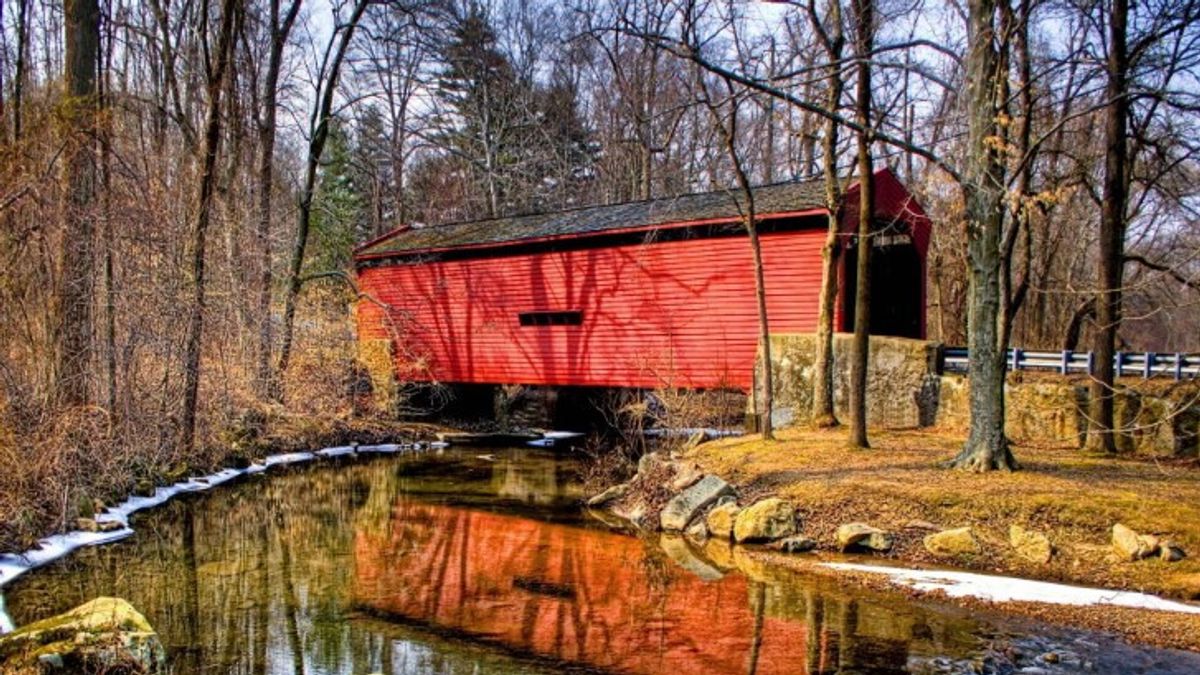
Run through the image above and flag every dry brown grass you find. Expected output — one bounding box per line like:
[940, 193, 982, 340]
[688, 426, 1200, 599]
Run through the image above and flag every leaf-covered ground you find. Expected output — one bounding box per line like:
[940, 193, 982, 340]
[688, 427, 1200, 601]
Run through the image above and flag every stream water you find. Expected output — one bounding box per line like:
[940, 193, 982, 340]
[3, 447, 1200, 674]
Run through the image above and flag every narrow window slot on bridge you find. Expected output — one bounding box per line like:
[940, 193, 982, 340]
[519, 310, 583, 327]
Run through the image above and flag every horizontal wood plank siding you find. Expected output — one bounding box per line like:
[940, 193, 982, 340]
[356, 226, 827, 390]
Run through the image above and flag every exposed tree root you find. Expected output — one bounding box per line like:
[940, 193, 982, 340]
[811, 414, 839, 430]
[947, 439, 1020, 472]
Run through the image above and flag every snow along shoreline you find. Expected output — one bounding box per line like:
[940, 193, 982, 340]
[822, 561, 1200, 615]
[4, 440, 1199, 634]
[0, 441, 447, 609]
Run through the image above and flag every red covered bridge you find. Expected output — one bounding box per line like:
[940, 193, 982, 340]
[353, 168, 931, 391]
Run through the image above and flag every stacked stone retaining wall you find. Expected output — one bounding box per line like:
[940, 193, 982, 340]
[759, 333, 1199, 457]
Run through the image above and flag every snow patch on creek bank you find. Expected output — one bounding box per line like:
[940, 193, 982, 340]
[0, 441, 448, 610]
[823, 561, 1200, 614]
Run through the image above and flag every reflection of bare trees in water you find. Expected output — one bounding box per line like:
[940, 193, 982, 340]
[7, 455, 987, 674]
[491, 457, 569, 505]
[4, 460, 418, 673]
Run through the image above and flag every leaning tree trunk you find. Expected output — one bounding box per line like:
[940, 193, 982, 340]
[57, 0, 101, 407]
[948, 0, 1018, 471]
[179, 0, 238, 455]
[810, 0, 845, 429]
[275, 0, 368, 399]
[254, 0, 301, 399]
[847, 0, 873, 449]
[1085, 0, 1128, 454]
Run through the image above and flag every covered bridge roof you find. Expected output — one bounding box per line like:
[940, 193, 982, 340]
[355, 177, 833, 259]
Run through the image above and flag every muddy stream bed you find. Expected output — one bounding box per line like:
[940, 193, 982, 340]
[3, 447, 1199, 674]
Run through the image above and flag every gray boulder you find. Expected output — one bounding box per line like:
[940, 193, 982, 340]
[660, 475, 734, 531]
[586, 481, 630, 507]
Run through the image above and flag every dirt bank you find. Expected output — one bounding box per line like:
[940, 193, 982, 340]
[685, 427, 1200, 600]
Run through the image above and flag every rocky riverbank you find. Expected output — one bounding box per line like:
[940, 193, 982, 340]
[586, 427, 1200, 651]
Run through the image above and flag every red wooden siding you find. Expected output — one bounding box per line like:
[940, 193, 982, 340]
[356, 224, 828, 390]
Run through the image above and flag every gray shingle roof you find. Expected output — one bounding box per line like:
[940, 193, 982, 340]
[356, 177, 831, 258]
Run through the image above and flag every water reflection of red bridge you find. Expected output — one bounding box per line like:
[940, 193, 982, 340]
[354, 501, 841, 674]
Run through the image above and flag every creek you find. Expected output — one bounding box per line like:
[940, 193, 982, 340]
[3, 447, 1199, 674]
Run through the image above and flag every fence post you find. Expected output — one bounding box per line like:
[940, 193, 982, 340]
[1144, 352, 1154, 379]
[1115, 352, 1124, 378]
[1176, 353, 1184, 381]
[1011, 348, 1021, 372]
[1086, 351, 1095, 375]
[1061, 350, 1071, 375]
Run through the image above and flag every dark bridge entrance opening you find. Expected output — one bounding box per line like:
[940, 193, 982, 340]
[841, 234, 924, 339]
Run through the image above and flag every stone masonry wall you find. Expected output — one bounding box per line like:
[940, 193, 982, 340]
[760, 333, 1200, 457]
[762, 334, 940, 429]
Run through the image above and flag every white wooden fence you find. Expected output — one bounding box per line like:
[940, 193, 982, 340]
[941, 347, 1200, 380]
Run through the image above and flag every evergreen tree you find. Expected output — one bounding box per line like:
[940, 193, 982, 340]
[309, 118, 366, 272]
[433, 5, 523, 218]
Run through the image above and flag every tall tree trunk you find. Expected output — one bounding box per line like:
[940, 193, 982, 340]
[998, 0, 1032, 353]
[848, 0, 873, 449]
[57, 0, 101, 407]
[948, 0, 1018, 471]
[733, 161, 775, 441]
[100, 5, 116, 414]
[810, 0, 845, 429]
[701, 72, 774, 440]
[12, 0, 31, 141]
[275, 0, 368, 399]
[254, 0, 301, 399]
[1085, 0, 1128, 454]
[179, 0, 238, 455]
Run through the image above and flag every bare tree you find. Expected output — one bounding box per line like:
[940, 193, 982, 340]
[253, 0, 302, 399]
[697, 74, 775, 440]
[808, 0, 845, 429]
[57, 0, 101, 407]
[275, 0, 369, 398]
[947, 0, 1017, 471]
[847, 0, 872, 449]
[179, 0, 240, 454]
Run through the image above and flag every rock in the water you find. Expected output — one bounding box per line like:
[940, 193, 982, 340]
[923, 527, 980, 557]
[706, 501, 740, 541]
[778, 536, 817, 553]
[586, 481, 630, 507]
[1009, 525, 1054, 564]
[0, 597, 166, 674]
[660, 475, 734, 531]
[733, 498, 797, 543]
[685, 517, 709, 543]
[1161, 541, 1187, 562]
[75, 517, 122, 534]
[659, 535, 725, 581]
[1112, 523, 1159, 561]
[836, 523, 894, 552]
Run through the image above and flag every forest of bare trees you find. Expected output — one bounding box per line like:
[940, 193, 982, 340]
[1, 0, 1198, 540]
